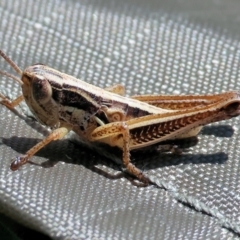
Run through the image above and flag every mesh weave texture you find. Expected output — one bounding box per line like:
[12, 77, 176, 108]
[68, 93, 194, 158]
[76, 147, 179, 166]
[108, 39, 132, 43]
[0, 0, 240, 239]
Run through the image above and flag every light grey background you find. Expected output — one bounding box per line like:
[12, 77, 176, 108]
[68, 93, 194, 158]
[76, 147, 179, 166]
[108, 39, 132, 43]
[0, 0, 240, 239]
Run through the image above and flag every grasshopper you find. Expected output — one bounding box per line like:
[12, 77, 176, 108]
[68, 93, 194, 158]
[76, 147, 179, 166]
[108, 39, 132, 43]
[0, 49, 240, 184]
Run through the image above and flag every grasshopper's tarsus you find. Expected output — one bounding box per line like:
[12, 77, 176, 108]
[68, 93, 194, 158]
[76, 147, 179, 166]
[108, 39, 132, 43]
[156, 144, 183, 155]
[11, 155, 29, 171]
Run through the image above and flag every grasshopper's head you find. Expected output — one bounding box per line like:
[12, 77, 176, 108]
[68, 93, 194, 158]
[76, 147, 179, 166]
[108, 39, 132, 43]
[0, 50, 60, 128]
[21, 64, 61, 127]
[220, 91, 240, 118]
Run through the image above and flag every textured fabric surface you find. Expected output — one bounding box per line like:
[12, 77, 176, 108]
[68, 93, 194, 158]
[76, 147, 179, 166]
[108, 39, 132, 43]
[0, 0, 240, 239]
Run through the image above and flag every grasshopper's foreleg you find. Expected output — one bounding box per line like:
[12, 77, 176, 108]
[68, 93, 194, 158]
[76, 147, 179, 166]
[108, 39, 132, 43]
[0, 69, 24, 109]
[90, 122, 150, 183]
[0, 93, 24, 109]
[11, 126, 71, 171]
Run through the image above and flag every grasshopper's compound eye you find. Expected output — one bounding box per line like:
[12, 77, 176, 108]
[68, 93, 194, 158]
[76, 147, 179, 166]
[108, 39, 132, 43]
[32, 75, 52, 104]
[224, 101, 240, 117]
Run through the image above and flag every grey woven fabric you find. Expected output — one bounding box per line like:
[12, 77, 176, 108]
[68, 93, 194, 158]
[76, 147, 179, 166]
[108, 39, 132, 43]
[1, 0, 240, 239]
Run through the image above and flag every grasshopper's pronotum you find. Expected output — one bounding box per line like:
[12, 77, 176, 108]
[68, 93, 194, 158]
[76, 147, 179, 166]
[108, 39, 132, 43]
[0, 49, 240, 183]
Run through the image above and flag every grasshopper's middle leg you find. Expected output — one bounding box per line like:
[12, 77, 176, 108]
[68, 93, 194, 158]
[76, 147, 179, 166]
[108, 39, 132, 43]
[105, 84, 125, 96]
[90, 122, 150, 183]
[10, 126, 71, 171]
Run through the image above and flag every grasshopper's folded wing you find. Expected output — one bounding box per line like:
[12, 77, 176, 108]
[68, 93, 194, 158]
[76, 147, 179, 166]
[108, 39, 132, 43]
[131, 92, 235, 110]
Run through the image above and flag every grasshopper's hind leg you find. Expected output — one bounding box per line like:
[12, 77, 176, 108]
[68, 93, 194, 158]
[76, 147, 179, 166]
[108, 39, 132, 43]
[90, 122, 150, 183]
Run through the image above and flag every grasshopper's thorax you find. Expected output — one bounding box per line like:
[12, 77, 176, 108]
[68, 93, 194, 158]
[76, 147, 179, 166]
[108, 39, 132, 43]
[21, 65, 60, 128]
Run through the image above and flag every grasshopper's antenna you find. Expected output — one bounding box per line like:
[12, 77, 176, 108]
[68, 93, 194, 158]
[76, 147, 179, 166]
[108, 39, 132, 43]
[0, 50, 23, 85]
